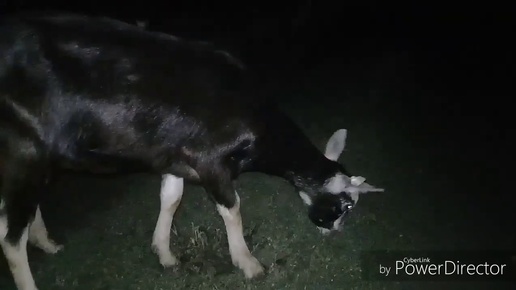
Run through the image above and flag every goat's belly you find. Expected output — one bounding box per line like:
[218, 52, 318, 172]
[53, 148, 152, 175]
[57, 160, 122, 174]
[55, 152, 201, 182]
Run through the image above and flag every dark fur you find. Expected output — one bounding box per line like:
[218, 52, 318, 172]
[1, 12, 352, 256]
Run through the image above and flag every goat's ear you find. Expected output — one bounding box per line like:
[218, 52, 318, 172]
[353, 182, 385, 193]
[346, 182, 384, 195]
[324, 129, 347, 161]
[345, 176, 385, 203]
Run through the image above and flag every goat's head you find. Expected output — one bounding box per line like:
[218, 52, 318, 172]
[298, 129, 384, 235]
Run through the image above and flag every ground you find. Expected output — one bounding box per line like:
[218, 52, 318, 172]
[1, 48, 513, 289]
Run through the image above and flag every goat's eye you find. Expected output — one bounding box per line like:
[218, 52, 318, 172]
[318, 218, 323, 222]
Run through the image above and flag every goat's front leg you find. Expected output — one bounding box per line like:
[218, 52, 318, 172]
[201, 168, 264, 279]
[1, 138, 49, 290]
[152, 174, 184, 267]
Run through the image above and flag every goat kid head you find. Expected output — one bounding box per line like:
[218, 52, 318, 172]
[298, 129, 384, 235]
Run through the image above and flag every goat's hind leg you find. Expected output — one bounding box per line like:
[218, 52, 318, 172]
[29, 206, 63, 254]
[1, 138, 49, 290]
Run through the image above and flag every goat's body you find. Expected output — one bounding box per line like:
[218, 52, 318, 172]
[3, 13, 252, 177]
[1, 12, 382, 290]
[1, 12, 330, 185]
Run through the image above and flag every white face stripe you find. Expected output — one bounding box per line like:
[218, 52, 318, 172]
[324, 173, 347, 194]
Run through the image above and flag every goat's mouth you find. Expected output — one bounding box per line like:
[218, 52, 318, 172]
[316, 212, 349, 236]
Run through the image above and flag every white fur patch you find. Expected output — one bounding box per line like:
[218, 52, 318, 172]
[350, 176, 366, 186]
[324, 173, 347, 194]
[299, 191, 312, 205]
[152, 174, 184, 267]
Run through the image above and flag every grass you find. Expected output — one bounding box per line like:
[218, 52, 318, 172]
[1, 55, 513, 290]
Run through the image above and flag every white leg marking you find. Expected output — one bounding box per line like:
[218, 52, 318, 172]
[299, 191, 312, 206]
[0, 205, 5, 239]
[152, 174, 184, 267]
[28, 206, 63, 254]
[216, 192, 264, 278]
[1, 221, 38, 290]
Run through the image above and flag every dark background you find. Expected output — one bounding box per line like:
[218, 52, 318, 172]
[0, 1, 513, 289]
[1, 1, 513, 94]
[1, 0, 510, 185]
